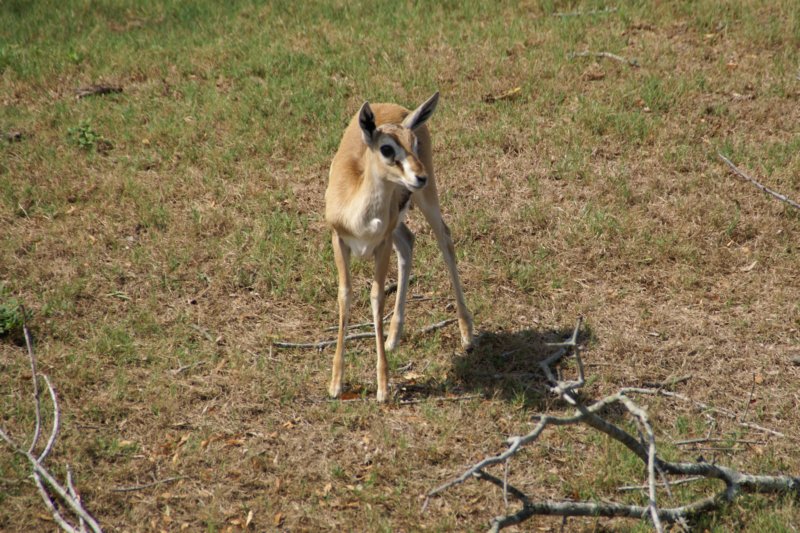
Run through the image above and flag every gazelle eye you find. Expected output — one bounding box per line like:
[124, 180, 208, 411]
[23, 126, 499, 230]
[379, 145, 395, 159]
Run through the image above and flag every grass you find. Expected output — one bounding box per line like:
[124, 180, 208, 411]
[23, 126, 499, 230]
[2, 0, 800, 530]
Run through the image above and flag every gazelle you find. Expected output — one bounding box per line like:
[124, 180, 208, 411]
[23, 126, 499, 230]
[324, 92, 473, 402]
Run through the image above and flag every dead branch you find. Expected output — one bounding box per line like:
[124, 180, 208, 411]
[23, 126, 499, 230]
[425, 317, 800, 531]
[0, 323, 103, 533]
[569, 50, 640, 67]
[273, 317, 458, 350]
[719, 152, 800, 211]
[75, 84, 123, 99]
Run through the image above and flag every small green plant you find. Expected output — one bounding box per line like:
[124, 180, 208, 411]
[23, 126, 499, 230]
[0, 289, 30, 340]
[67, 121, 103, 151]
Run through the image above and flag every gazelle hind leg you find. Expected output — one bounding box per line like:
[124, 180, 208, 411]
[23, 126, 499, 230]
[414, 193, 474, 348]
[329, 234, 352, 398]
[386, 223, 414, 352]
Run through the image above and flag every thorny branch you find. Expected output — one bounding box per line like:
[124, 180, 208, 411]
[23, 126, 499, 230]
[425, 317, 800, 531]
[0, 322, 103, 533]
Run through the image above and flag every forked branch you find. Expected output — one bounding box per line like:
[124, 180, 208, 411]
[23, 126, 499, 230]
[425, 317, 799, 531]
[0, 322, 103, 533]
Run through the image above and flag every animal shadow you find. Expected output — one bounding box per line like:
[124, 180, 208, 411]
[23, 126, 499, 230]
[447, 325, 591, 408]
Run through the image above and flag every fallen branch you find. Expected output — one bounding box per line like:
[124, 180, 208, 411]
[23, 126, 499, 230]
[569, 50, 640, 68]
[273, 317, 458, 350]
[0, 321, 103, 532]
[719, 153, 800, 211]
[425, 316, 800, 531]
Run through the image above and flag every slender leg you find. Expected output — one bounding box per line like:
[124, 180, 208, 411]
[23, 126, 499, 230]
[329, 233, 352, 398]
[414, 193, 474, 348]
[372, 239, 392, 402]
[386, 222, 414, 352]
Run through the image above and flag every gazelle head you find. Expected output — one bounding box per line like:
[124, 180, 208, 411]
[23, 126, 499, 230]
[358, 92, 439, 192]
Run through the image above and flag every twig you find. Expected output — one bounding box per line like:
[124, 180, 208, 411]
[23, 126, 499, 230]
[323, 310, 393, 332]
[397, 394, 482, 406]
[569, 50, 639, 68]
[0, 323, 103, 533]
[622, 387, 789, 439]
[23, 319, 42, 456]
[674, 437, 763, 446]
[553, 6, 617, 17]
[274, 317, 458, 350]
[75, 84, 123, 99]
[273, 331, 375, 350]
[415, 318, 456, 336]
[66, 466, 86, 533]
[741, 372, 757, 424]
[111, 476, 188, 493]
[719, 152, 800, 211]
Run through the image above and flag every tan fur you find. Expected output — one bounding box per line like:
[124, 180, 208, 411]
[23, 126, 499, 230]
[324, 94, 473, 402]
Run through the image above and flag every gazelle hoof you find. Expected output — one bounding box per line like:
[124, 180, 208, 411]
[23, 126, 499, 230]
[328, 383, 342, 399]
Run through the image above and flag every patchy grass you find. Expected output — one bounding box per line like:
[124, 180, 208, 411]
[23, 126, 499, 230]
[2, 0, 800, 530]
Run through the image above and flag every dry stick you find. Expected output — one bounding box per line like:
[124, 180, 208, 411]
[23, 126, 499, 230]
[741, 372, 757, 424]
[75, 84, 122, 99]
[66, 466, 86, 533]
[274, 317, 457, 350]
[674, 438, 764, 446]
[425, 317, 800, 530]
[553, 6, 618, 17]
[719, 152, 800, 211]
[396, 394, 482, 406]
[323, 310, 393, 332]
[569, 50, 640, 67]
[0, 324, 104, 533]
[622, 387, 788, 439]
[23, 318, 42, 456]
[111, 476, 188, 493]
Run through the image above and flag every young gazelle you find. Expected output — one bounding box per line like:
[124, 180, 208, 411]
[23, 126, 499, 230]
[325, 92, 473, 402]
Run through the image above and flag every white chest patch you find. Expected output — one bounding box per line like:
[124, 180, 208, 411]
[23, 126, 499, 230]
[342, 218, 385, 258]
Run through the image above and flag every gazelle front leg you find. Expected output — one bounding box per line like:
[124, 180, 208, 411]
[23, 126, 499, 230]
[385, 222, 414, 352]
[415, 194, 474, 349]
[372, 239, 392, 402]
[329, 233, 352, 399]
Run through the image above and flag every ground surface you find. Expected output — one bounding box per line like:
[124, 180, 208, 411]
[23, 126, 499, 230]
[2, 1, 799, 531]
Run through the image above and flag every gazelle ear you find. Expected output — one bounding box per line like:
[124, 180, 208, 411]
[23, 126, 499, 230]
[402, 91, 440, 130]
[358, 101, 376, 145]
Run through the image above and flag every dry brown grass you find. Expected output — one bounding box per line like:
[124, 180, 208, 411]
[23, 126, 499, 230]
[2, 1, 800, 531]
